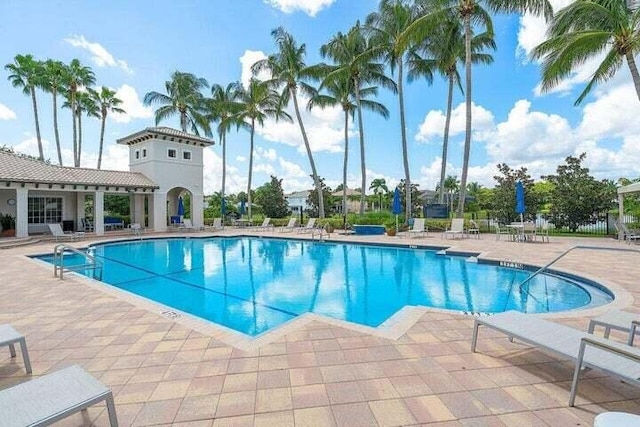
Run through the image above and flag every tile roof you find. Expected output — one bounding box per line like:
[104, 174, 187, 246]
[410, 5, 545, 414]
[117, 127, 215, 147]
[0, 150, 158, 188]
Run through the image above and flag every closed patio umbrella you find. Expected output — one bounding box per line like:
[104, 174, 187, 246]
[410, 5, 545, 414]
[392, 188, 402, 232]
[177, 196, 185, 220]
[515, 181, 525, 226]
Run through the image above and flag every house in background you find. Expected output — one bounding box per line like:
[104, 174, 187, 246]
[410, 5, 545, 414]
[332, 188, 363, 214]
[285, 190, 310, 216]
[0, 127, 214, 238]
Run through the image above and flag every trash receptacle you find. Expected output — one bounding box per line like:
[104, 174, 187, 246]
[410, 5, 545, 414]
[62, 220, 74, 232]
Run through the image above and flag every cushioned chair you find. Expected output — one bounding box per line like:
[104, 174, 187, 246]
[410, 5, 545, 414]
[0, 324, 31, 374]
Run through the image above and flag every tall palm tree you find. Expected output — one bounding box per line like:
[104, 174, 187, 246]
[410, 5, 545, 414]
[208, 82, 244, 216]
[253, 27, 327, 218]
[443, 174, 460, 214]
[310, 74, 388, 220]
[64, 91, 99, 167]
[406, 0, 552, 217]
[42, 59, 68, 165]
[88, 86, 125, 169]
[5, 54, 45, 160]
[144, 71, 211, 135]
[235, 78, 291, 220]
[365, 0, 416, 221]
[65, 59, 96, 167]
[533, 0, 640, 104]
[408, 17, 495, 204]
[321, 23, 397, 215]
[369, 178, 389, 210]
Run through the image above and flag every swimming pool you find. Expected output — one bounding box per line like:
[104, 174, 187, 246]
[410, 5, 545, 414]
[36, 237, 613, 336]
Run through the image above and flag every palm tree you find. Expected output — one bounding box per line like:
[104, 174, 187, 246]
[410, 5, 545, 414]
[320, 23, 397, 215]
[408, 17, 495, 204]
[443, 174, 460, 214]
[369, 178, 389, 210]
[253, 27, 327, 218]
[235, 78, 291, 220]
[65, 59, 96, 166]
[533, 0, 640, 104]
[88, 87, 125, 169]
[64, 91, 99, 167]
[144, 71, 211, 135]
[5, 54, 45, 160]
[310, 74, 388, 220]
[406, 0, 552, 217]
[42, 59, 68, 165]
[208, 82, 244, 217]
[365, 0, 416, 221]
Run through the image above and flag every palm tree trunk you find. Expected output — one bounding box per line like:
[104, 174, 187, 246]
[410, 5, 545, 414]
[52, 89, 62, 165]
[180, 112, 188, 132]
[355, 78, 366, 215]
[247, 119, 255, 221]
[30, 87, 44, 161]
[221, 130, 227, 218]
[72, 92, 78, 167]
[342, 110, 349, 221]
[457, 12, 473, 218]
[626, 51, 640, 102]
[77, 111, 83, 167]
[438, 73, 455, 204]
[398, 60, 411, 221]
[291, 88, 324, 218]
[97, 112, 106, 169]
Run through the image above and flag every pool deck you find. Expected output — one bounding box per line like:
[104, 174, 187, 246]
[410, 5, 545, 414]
[1, 228, 639, 426]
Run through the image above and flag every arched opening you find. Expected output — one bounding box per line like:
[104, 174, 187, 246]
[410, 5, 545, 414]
[166, 187, 193, 226]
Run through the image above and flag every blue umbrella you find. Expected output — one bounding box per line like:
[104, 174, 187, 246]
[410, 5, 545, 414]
[392, 188, 402, 232]
[515, 181, 525, 224]
[177, 196, 185, 217]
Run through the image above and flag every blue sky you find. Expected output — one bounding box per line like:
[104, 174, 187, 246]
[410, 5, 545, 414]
[1, 0, 639, 195]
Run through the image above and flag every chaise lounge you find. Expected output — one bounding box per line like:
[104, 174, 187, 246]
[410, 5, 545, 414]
[471, 311, 640, 406]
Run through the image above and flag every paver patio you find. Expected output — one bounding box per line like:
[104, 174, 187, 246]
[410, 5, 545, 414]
[0, 229, 639, 426]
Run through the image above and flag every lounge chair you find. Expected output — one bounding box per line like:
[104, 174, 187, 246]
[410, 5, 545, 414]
[47, 224, 85, 242]
[208, 217, 224, 231]
[443, 218, 465, 239]
[619, 222, 640, 244]
[408, 218, 427, 239]
[255, 218, 273, 231]
[471, 311, 640, 406]
[279, 218, 297, 233]
[0, 365, 118, 427]
[0, 324, 31, 374]
[297, 218, 317, 233]
[180, 219, 203, 231]
[588, 310, 640, 346]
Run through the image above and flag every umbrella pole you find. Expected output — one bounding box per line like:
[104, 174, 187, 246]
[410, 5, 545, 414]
[395, 215, 398, 237]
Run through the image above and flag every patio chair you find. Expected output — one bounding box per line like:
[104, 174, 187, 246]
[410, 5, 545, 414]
[494, 224, 512, 241]
[180, 219, 203, 231]
[523, 222, 537, 242]
[48, 224, 85, 242]
[408, 218, 427, 239]
[297, 218, 317, 233]
[537, 223, 550, 243]
[80, 218, 93, 232]
[471, 311, 640, 406]
[0, 324, 32, 374]
[130, 223, 142, 236]
[279, 218, 297, 233]
[443, 218, 465, 239]
[208, 217, 224, 231]
[0, 365, 118, 427]
[467, 220, 480, 239]
[255, 217, 273, 231]
[588, 310, 640, 346]
[619, 222, 640, 245]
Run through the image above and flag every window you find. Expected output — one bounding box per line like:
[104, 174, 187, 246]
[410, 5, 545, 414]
[135, 150, 140, 160]
[142, 148, 147, 158]
[28, 197, 62, 224]
[168, 148, 177, 158]
[183, 150, 192, 160]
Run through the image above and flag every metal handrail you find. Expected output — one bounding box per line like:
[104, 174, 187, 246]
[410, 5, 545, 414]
[53, 244, 102, 280]
[518, 245, 640, 293]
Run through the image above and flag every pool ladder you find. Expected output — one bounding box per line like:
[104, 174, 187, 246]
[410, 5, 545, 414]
[53, 244, 103, 280]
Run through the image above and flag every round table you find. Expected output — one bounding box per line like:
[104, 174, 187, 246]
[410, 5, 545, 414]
[594, 412, 640, 427]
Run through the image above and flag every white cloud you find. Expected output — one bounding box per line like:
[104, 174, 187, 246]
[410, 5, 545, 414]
[516, 0, 573, 59]
[203, 148, 246, 194]
[64, 35, 133, 74]
[0, 103, 17, 120]
[236, 155, 246, 162]
[415, 102, 495, 143]
[264, 0, 335, 16]
[577, 82, 640, 140]
[279, 157, 307, 178]
[239, 50, 268, 88]
[111, 84, 153, 123]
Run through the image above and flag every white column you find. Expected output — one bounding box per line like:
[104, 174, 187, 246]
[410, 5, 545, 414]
[94, 191, 105, 236]
[192, 193, 204, 228]
[132, 194, 145, 226]
[76, 193, 85, 231]
[15, 188, 28, 238]
[618, 192, 625, 240]
[152, 192, 167, 232]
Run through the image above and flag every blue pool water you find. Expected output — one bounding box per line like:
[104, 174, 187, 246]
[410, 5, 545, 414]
[36, 237, 613, 336]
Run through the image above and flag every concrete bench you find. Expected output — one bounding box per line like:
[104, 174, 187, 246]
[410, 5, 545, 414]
[0, 365, 118, 426]
[0, 324, 31, 374]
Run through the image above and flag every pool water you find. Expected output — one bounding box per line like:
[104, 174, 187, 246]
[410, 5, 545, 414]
[36, 237, 613, 336]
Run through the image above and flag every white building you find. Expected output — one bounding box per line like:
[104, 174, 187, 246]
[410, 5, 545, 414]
[0, 127, 214, 238]
[285, 190, 310, 215]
